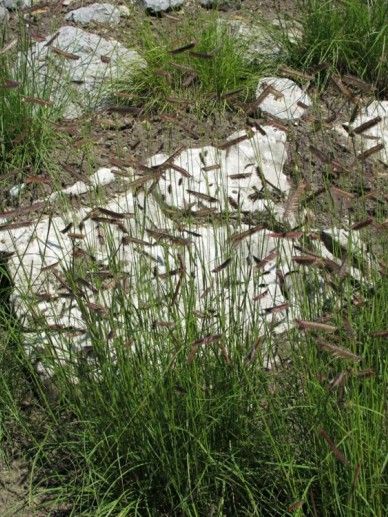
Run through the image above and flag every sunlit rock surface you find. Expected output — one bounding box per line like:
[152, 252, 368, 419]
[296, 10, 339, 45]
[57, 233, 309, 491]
[27, 25, 145, 118]
[255, 77, 311, 121]
[0, 129, 374, 377]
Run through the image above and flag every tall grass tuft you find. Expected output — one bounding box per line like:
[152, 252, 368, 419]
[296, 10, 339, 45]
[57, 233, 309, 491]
[0, 23, 63, 184]
[278, 0, 387, 94]
[111, 16, 263, 116]
[0, 232, 386, 515]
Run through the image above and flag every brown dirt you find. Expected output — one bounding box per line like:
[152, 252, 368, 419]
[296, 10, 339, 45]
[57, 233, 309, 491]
[0, 459, 41, 516]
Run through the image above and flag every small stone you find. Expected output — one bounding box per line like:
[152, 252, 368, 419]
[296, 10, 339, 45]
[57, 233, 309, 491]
[118, 4, 130, 17]
[255, 77, 311, 121]
[139, 0, 184, 13]
[65, 3, 122, 26]
[9, 183, 26, 198]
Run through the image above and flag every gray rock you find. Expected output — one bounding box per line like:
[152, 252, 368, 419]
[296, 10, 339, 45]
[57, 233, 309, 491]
[219, 19, 281, 62]
[199, 0, 229, 7]
[2, 0, 31, 9]
[140, 0, 184, 13]
[28, 25, 145, 118]
[65, 3, 122, 26]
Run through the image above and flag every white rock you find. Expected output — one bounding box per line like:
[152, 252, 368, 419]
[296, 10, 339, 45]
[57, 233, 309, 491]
[140, 0, 184, 13]
[27, 26, 145, 118]
[65, 3, 122, 26]
[0, 133, 373, 378]
[90, 167, 117, 187]
[255, 77, 311, 121]
[149, 127, 289, 213]
[9, 183, 26, 198]
[340, 101, 388, 165]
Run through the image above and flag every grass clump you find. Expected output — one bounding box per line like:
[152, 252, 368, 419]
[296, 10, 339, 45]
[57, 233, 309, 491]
[112, 16, 263, 116]
[280, 0, 387, 94]
[0, 228, 386, 515]
[0, 27, 64, 184]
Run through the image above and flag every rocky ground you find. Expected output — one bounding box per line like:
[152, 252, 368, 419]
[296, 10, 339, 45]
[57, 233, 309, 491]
[0, 1, 387, 514]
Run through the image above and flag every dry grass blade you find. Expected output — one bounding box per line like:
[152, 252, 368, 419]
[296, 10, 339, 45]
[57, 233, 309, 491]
[171, 163, 192, 178]
[317, 342, 361, 362]
[186, 190, 218, 203]
[283, 180, 308, 220]
[212, 258, 232, 273]
[189, 51, 214, 59]
[86, 302, 109, 317]
[279, 65, 313, 81]
[1, 79, 20, 89]
[295, 320, 337, 332]
[152, 320, 176, 329]
[25, 175, 51, 185]
[371, 329, 388, 338]
[292, 255, 319, 265]
[228, 173, 252, 180]
[354, 368, 375, 379]
[351, 217, 374, 230]
[265, 303, 289, 314]
[229, 225, 265, 246]
[269, 231, 303, 239]
[127, 174, 157, 190]
[331, 75, 355, 101]
[51, 46, 80, 60]
[0, 220, 33, 231]
[288, 501, 304, 513]
[169, 41, 196, 55]
[342, 74, 375, 92]
[228, 196, 240, 209]
[0, 39, 18, 54]
[188, 334, 222, 364]
[351, 463, 361, 491]
[22, 95, 53, 106]
[357, 143, 384, 160]
[147, 229, 191, 247]
[244, 337, 263, 365]
[253, 289, 269, 301]
[319, 428, 349, 465]
[192, 334, 222, 346]
[351, 116, 382, 135]
[202, 164, 220, 172]
[218, 133, 250, 150]
[220, 88, 244, 100]
[329, 371, 348, 390]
